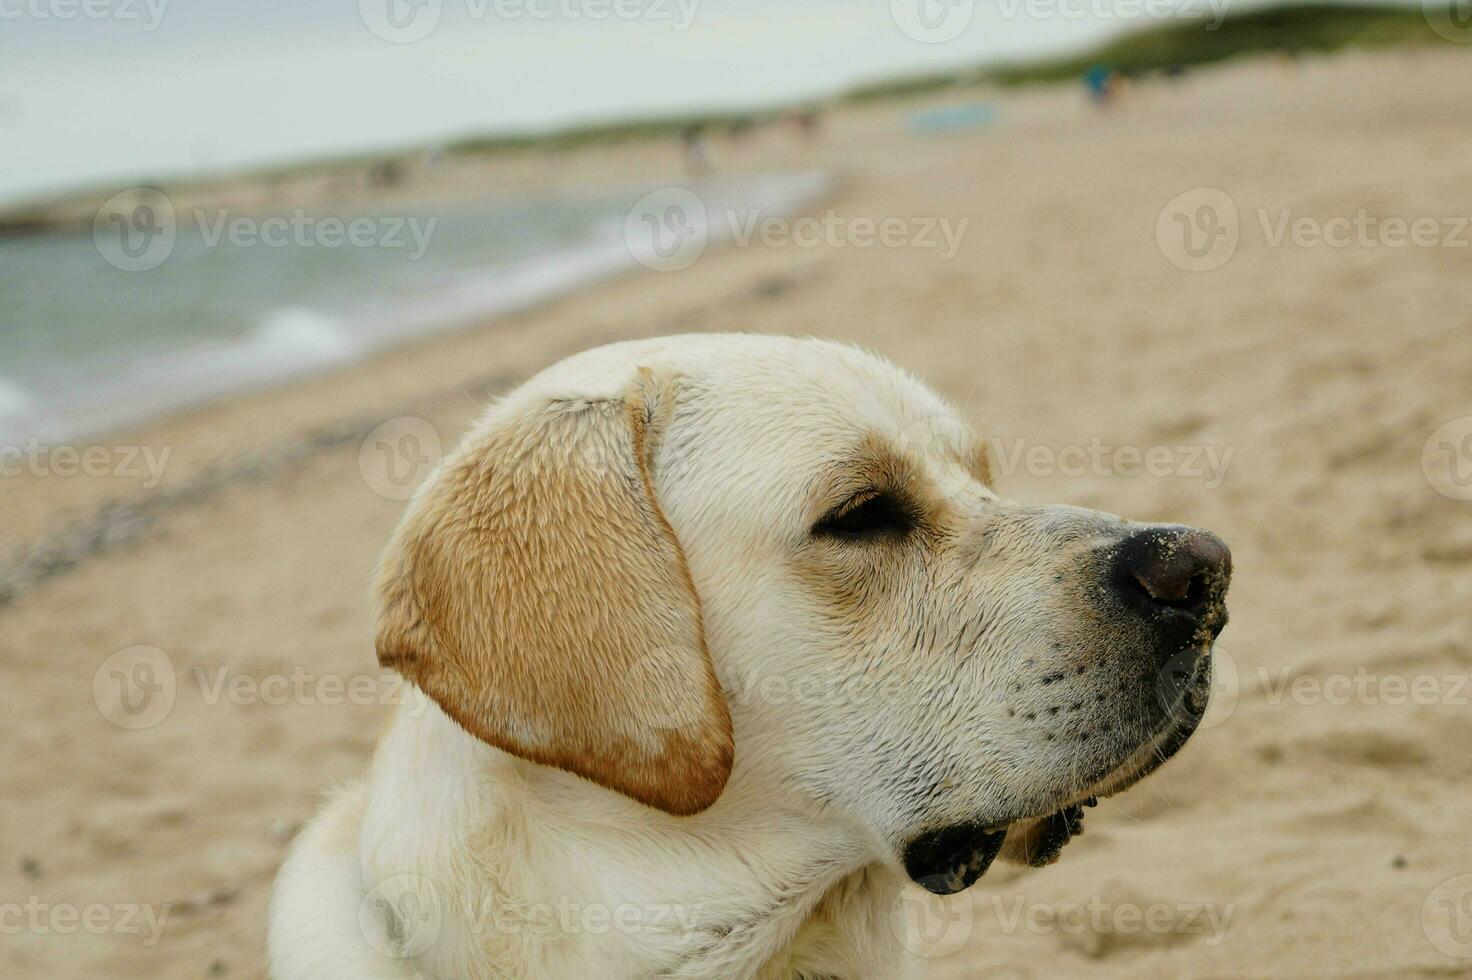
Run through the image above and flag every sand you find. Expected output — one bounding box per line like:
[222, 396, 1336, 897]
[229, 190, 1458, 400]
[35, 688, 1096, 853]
[3, 47, 1471, 979]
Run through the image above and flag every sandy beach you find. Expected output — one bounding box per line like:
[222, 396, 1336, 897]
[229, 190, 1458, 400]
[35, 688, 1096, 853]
[4, 47, 1472, 979]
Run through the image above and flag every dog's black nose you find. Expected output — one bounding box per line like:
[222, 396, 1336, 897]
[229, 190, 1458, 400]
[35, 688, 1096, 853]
[1112, 526, 1231, 628]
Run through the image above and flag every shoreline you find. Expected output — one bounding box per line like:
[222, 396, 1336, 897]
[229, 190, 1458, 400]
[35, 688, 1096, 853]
[0, 170, 852, 597]
[0, 373, 513, 607]
[0, 169, 837, 451]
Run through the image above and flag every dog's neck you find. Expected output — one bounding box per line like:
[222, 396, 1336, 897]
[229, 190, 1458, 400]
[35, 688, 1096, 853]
[359, 696, 912, 979]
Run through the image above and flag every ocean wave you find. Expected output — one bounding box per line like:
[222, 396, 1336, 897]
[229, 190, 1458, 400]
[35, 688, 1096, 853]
[250, 308, 360, 367]
[0, 377, 39, 445]
[356, 237, 637, 343]
[0, 377, 37, 418]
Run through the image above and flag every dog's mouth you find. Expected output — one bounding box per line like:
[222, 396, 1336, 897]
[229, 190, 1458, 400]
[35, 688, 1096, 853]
[902, 649, 1214, 895]
[901, 798, 1099, 895]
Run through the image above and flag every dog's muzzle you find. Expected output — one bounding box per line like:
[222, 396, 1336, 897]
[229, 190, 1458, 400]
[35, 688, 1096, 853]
[902, 526, 1232, 896]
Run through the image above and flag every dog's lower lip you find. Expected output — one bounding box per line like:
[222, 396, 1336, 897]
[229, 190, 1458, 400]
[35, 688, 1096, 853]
[1024, 801, 1090, 865]
[902, 824, 1008, 895]
[904, 793, 1102, 892]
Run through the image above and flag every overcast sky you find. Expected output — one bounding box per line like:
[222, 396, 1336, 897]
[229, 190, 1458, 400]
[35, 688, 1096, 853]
[0, 0, 1399, 206]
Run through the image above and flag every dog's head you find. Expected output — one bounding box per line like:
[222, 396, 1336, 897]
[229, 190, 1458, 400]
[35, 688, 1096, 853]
[374, 334, 1230, 894]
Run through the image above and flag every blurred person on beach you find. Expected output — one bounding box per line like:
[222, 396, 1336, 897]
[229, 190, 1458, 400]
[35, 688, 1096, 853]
[1085, 63, 1119, 108]
[788, 105, 824, 139]
[682, 124, 712, 176]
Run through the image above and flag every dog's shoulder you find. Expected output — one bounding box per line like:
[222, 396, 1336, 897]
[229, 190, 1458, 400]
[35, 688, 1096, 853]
[269, 779, 417, 979]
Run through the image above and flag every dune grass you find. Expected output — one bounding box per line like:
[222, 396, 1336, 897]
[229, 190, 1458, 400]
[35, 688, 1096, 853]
[845, 2, 1456, 100]
[454, 4, 1459, 146]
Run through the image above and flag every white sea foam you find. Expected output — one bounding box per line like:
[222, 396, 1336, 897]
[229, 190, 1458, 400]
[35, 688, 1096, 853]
[0, 377, 39, 445]
[0, 377, 36, 417]
[251, 308, 359, 366]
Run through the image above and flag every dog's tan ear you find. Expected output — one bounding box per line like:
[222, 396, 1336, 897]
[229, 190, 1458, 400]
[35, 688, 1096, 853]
[374, 372, 732, 816]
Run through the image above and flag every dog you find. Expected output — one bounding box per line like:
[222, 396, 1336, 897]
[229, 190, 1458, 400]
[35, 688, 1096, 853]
[268, 333, 1231, 979]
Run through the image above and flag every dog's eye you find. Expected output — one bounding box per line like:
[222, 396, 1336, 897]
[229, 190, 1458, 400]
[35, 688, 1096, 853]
[814, 492, 913, 541]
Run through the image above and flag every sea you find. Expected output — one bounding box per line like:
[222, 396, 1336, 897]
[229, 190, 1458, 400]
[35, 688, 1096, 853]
[0, 171, 831, 445]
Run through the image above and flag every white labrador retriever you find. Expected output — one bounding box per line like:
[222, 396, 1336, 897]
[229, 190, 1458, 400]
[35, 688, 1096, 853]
[268, 333, 1231, 979]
